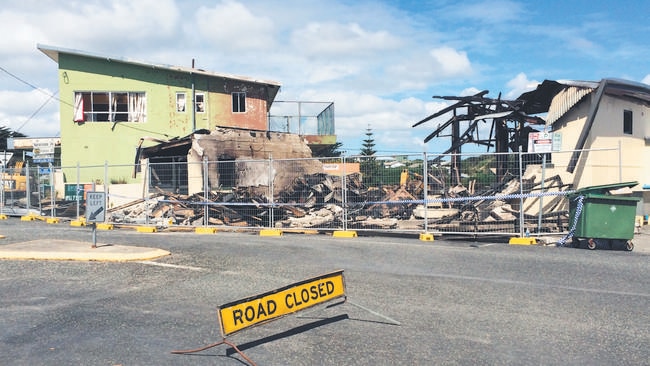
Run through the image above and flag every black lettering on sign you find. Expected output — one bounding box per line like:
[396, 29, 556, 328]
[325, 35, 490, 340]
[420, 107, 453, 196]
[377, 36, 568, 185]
[326, 280, 334, 294]
[301, 288, 309, 303]
[245, 306, 255, 322]
[233, 309, 243, 325]
[232, 300, 277, 326]
[285, 280, 338, 309]
[219, 270, 345, 336]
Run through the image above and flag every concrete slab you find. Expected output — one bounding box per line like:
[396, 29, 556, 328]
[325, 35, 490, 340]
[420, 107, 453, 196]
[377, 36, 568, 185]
[0, 239, 170, 262]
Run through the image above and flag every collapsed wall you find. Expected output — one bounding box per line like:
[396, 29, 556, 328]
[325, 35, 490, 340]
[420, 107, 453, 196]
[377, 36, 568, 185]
[187, 128, 323, 195]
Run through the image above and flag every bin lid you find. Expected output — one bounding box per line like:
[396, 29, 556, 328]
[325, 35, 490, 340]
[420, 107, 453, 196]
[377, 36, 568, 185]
[573, 181, 638, 196]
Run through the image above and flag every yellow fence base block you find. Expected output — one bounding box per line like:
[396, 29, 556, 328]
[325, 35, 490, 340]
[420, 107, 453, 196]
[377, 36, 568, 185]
[70, 217, 86, 227]
[333, 230, 357, 238]
[195, 227, 217, 234]
[70, 220, 86, 227]
[283, 229, 319, 235]
[20, 214, 37, 221]
[0, 234, 5, 239]
[97, 223, 114, 230]
[0, 214, 8, 220]
[46, 217, 60, 224]
[260, 228, 283, 237]
[136, 226, 157, 233]
[509, 237, 537, 245]
[419, 233, 434, 242]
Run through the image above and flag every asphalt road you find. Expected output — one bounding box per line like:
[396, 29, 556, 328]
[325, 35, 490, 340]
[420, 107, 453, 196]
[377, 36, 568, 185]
[0, 219, 648, 365]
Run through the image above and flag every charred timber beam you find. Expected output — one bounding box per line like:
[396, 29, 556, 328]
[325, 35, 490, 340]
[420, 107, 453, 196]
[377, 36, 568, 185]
[412, 90, 489, 127]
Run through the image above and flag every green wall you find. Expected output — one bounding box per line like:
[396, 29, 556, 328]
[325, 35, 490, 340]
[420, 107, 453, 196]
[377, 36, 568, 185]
[58, 54, 214, 184]
[55, 52, 276, 185]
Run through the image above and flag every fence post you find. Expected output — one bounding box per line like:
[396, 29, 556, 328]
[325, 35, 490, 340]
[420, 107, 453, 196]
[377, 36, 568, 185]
[537, 153, 546, 234]
[36, 165, 42, 214]
[341, 154, 347, 232]
[50, 162, 55, 218]
[269, 154, 274, 229]
[0, 160, 4, 216]
[145, 160, 151, 226]
[104, 160, 108, 222]
[518, 147, 525, 237]
[25, 160, 31, 212]
[423, 151, 428, 233]
[203, 157, 208, 227]
[76, 162, 80, 219]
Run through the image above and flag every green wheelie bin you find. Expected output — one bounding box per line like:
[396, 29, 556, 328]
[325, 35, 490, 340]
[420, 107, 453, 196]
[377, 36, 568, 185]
[566, 181, 640, 251]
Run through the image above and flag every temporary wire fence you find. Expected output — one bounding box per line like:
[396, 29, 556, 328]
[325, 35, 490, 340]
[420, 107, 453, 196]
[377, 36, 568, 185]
[0, 147, 624, 238]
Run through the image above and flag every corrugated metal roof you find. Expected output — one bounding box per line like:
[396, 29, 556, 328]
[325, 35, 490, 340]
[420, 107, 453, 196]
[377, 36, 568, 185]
[546, 86, 594, 126]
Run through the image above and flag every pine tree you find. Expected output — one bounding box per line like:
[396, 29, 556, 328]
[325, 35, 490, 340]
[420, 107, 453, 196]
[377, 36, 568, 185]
[359, 126, 380, 186]
[360, 127, 376, 157]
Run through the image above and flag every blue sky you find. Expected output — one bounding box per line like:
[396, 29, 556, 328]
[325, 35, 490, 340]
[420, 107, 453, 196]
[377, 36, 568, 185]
[0, 0, 648, 155]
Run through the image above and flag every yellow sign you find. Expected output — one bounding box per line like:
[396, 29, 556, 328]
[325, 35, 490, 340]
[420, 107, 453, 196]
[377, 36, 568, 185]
[218, 270, 346, 336]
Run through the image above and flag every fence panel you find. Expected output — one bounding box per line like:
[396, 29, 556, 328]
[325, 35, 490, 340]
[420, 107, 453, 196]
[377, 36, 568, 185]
[272, 157, 345, 231]
[0, 162, 39, 216]
[2, 147, 623, 238]
[342, 154, 424, 232]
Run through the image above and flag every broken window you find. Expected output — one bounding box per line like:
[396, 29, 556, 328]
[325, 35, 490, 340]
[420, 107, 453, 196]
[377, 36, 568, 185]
[217, 154, 236, 188]
[176, 92, 186, 112]
[195, 93, 205, 113]
[232, 92, 246, 113]
[73, 91, 146, 122]
[623, 110, 633, 135]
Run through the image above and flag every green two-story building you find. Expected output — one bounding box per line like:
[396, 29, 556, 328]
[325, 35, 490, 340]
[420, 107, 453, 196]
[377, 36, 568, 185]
[39, 44, 282, 185]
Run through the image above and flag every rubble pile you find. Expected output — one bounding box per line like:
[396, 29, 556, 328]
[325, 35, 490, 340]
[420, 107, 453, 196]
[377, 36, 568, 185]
[106, 165, 573, 233]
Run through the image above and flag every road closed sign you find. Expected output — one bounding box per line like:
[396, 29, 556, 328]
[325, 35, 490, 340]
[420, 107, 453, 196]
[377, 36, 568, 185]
[218, 270, 346, 336]
[85, 191, 106, 223]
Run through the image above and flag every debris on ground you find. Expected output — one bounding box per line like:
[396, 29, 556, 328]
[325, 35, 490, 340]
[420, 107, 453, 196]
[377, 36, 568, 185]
[100, 164, 573, 233]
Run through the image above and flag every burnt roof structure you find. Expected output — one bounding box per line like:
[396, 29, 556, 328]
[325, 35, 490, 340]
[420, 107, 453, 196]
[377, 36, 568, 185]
[413, 78, 650, 182]
[412, 89, 546, 181]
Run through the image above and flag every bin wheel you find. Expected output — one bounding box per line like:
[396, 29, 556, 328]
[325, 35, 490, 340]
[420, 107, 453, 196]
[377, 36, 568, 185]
[587, 238, 597, 250]
[625, 241, 634, 252]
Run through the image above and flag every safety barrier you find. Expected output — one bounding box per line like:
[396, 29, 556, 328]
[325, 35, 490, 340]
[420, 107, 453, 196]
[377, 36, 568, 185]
[0, 147, 628, 239]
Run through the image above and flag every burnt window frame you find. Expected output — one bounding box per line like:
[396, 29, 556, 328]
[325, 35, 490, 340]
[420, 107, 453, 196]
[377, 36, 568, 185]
[232, 92, 246, 113]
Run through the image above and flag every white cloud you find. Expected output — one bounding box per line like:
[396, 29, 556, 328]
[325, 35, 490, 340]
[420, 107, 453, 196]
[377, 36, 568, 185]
[196, 1, 275, 51]
[0, 0, 647, 155]
[291, 22, 401, 58]
[306, 64, 360, 84]
[505, 73, 539, 100]
[429, 47, 472, 77]
[459, 87, 483, 96]
[444, 0, 525, 24]
[0, 89, 59, 136]
[58, 1, 178, 49]
[387, 46, 474, 91]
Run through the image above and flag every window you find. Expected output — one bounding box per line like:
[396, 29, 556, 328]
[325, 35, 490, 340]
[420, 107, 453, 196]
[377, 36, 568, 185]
[623, 110, 633, 135]
[73, 91, 146, 122]
[195, 93, 205, 113]
[176, 92, 186, 112]
[232, 92, 246, 113]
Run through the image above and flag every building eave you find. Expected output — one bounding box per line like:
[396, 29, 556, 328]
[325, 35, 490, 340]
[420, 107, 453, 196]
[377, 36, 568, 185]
[517, 78, 650, 116]
[37, 43, 282, 90]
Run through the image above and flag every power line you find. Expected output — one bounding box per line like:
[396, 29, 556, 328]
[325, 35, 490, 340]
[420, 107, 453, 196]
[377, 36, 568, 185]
[16, 90, 58, 133]
[0, 65, 72, 107]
